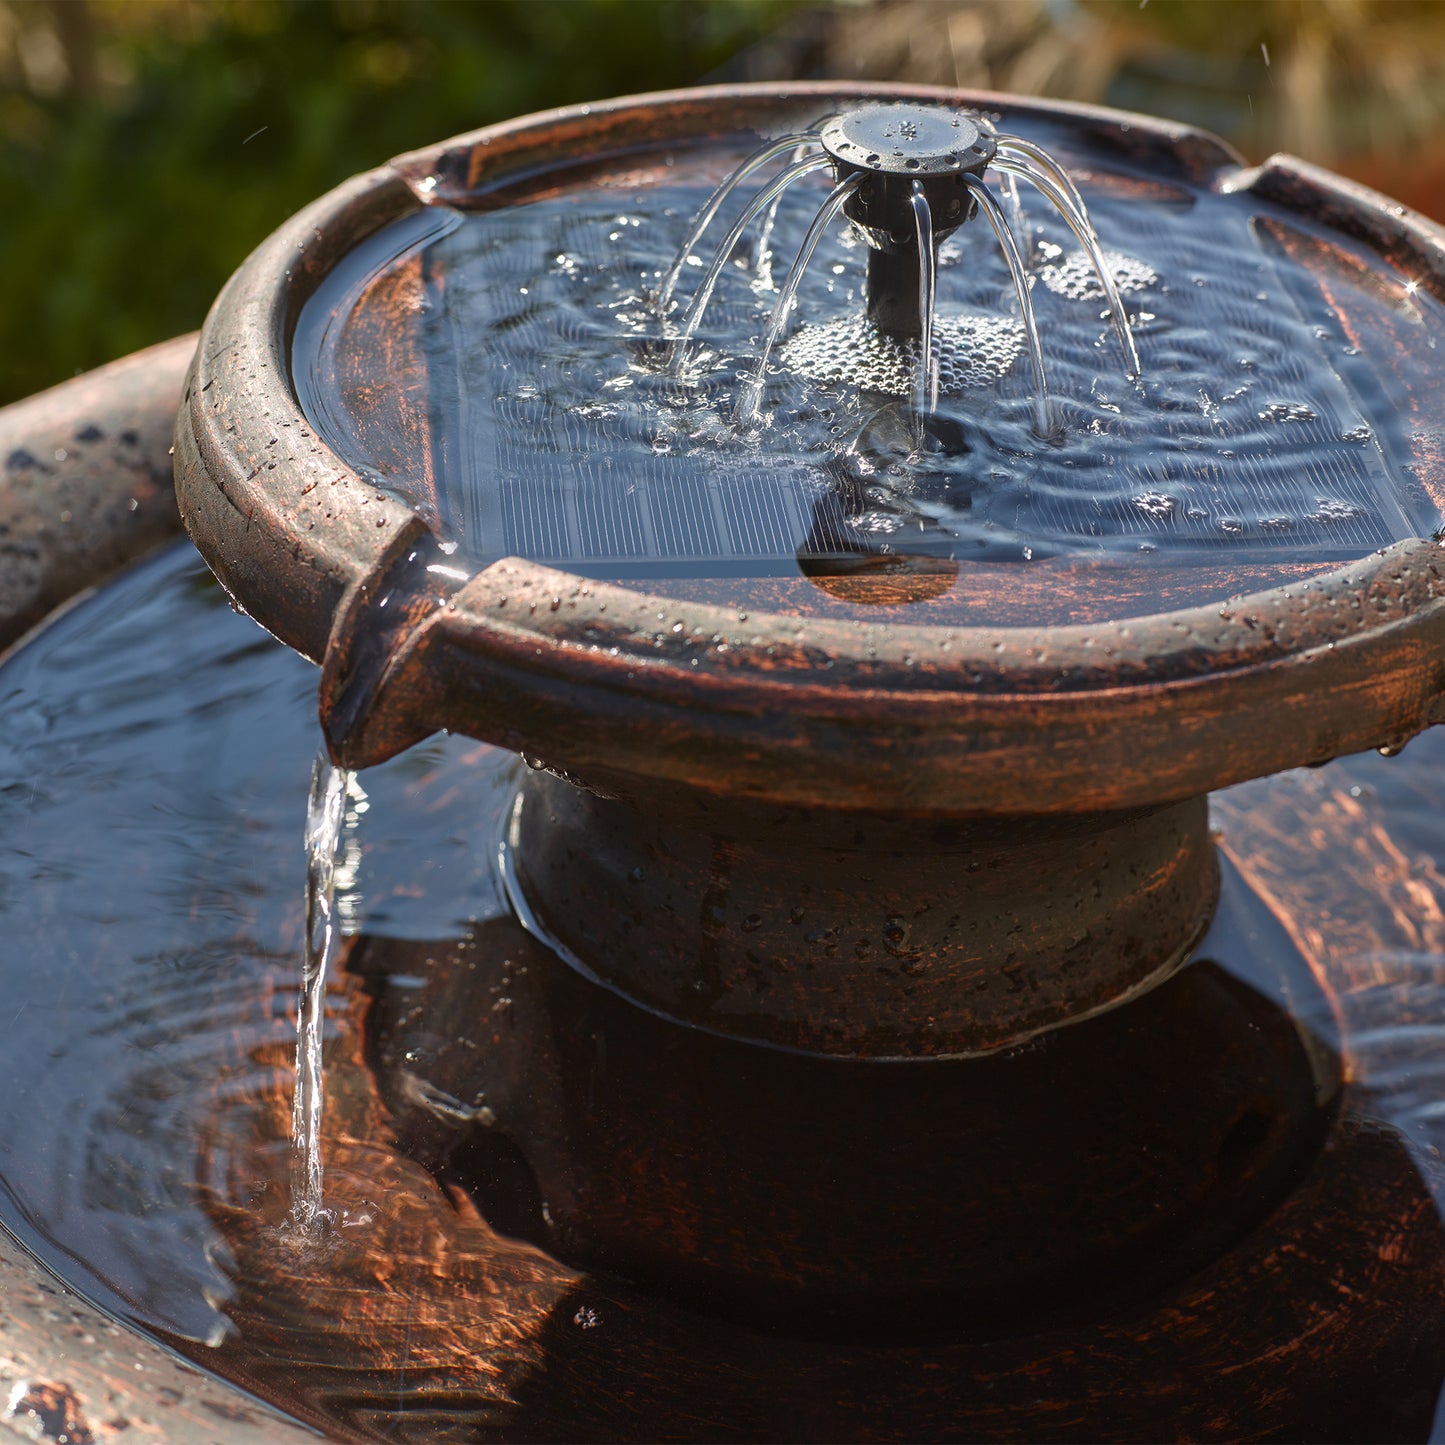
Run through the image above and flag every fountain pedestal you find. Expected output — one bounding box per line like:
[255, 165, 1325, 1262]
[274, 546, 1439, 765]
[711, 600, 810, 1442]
[509, 773, 1216, 1057]
[354, 885, 1335, 1332]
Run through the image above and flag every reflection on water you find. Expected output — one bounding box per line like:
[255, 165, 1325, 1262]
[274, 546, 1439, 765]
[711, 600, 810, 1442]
[2, 541, 1445, 1439]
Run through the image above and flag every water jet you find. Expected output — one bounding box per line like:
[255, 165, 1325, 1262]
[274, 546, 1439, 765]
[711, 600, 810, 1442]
[3, 81, 1445, 1440]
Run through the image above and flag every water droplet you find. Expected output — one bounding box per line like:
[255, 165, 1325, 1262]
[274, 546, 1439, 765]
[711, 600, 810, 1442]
[1133, 492, 1176, 519]
[1258, 401, 1317, 423]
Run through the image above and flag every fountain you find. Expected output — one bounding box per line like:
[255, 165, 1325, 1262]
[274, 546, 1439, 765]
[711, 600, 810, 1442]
[3, 81, 1445, 1440]
[660, 98, 1140, 429]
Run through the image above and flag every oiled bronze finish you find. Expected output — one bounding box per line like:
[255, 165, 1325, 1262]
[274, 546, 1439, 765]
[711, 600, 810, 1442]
[175, 80, 1445, 1068]
[316, 534, 1445, 814]
[510, 773, 1217, 1056]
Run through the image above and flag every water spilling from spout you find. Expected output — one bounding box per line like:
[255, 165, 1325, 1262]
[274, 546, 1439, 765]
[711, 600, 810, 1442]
[290, 752, 354, 1230]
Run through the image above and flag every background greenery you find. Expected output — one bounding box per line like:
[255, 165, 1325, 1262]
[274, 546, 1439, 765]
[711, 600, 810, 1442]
[0, 0, 791, 405]
[5, 0, 1445, 407]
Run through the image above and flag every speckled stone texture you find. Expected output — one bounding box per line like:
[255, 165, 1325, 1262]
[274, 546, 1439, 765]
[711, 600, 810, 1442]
[0, 335, 194, 652]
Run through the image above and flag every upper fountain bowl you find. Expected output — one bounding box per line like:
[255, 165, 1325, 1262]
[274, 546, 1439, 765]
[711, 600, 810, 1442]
[175, 82, 1445, 816]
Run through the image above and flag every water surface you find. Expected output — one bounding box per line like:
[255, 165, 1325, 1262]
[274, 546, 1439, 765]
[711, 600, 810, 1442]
[294, 116, 1445, 626]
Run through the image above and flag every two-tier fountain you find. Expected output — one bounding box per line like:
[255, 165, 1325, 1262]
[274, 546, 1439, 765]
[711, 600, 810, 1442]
[2, 80, 1445, 1441]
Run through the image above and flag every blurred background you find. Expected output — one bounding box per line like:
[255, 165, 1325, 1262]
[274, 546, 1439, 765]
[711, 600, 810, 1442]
[4, 0, 1445, 407]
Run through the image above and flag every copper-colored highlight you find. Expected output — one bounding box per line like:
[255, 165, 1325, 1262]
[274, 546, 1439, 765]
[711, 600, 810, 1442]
[802, 553, 962, 607]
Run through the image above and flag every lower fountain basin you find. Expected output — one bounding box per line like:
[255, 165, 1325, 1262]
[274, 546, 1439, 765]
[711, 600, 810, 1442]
[0, 517, 1444, 1441]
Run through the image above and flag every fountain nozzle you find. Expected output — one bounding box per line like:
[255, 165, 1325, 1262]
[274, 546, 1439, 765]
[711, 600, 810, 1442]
[820, 103, 996, 340]
[668, 95, 1135, 415]
[820, 102, 995, 254]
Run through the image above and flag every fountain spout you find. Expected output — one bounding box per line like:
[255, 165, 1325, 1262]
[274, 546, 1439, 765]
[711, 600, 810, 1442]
[819, 102, 994, 338]
[666, 99, 1135, 429]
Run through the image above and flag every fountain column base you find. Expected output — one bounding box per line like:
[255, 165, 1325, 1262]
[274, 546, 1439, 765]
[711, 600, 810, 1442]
[506, 771, 1218, 1058]
[865, 247, 926, 337]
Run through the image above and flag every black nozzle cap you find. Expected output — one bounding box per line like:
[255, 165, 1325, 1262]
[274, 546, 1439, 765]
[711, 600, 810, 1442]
[821, 103, 996, 253]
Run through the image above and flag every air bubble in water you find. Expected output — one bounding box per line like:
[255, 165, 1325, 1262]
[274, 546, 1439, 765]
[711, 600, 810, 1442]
[1258, 401, 1318, 423]
[781, 314, 1024, 397]
[1037, 249, 1157, 301]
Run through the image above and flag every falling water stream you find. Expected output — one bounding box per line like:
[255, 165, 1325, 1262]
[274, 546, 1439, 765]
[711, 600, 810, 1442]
[290, 755, 353, 1230]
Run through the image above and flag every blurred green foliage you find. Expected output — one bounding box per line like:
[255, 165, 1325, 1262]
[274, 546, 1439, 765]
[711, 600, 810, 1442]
[0, 0, 790, 405]
[11, 0, 1445, 408]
